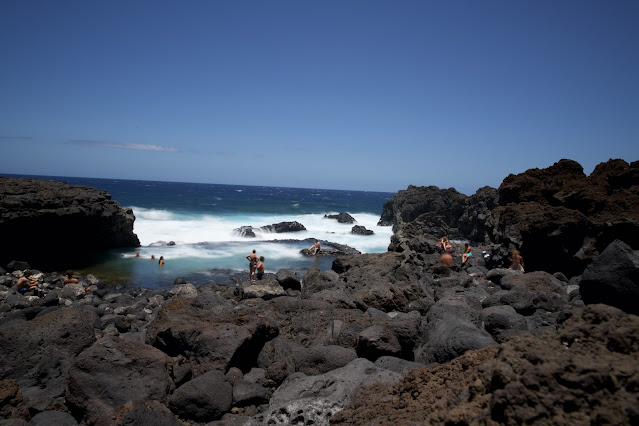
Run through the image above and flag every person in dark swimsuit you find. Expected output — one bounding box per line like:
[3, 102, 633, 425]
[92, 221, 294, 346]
[246, 249, 259, 282]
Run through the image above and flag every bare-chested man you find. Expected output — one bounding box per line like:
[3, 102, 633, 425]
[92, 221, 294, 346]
[509, 249, 524, 272]
[246, 249, 259, 282]
[439, 252, 453, 277]
[17, 270, 39, 294]
[256, 256, 265, 280]
[310, 240, 321, 256]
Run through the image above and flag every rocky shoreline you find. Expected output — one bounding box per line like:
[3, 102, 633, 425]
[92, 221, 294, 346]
[1, 159, 638, 425]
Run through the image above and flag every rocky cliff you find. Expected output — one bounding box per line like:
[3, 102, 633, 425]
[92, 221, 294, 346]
[380, 159, 639, 277]
[0, 177, 140, 270]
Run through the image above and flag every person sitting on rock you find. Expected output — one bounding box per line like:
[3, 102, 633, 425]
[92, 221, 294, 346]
[441, 236, 453, 252]
[310, 240, 321, 256]
[17, 270, 39, 294]
[256, 256, 265, 280]
[509, 249, 525, 272]
[462, 243, 473, 264]
[64, 270, 79, 284]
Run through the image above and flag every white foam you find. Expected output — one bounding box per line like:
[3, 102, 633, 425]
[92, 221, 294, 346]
[132, 209, 392, 254]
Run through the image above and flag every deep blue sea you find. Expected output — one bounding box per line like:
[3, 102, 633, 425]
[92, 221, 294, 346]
[8, 175, 395, 289]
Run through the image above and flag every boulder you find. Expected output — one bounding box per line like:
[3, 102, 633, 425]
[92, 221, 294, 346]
[351, 225, 374, 235]
[232, 378, 269, 407]
[356, 325, 402, 360]
[247, 358, 402, 426]
[240, 279, 287, 300]
[60, 283, 86, 300]
[324, 212, 356, 223]
[580, 239, 639, 315]
[146, 297, 277, 375]
[293, 345, 358, 375]
[275, 269, 301, 291]
[167, 369, 232, 422]
[169, 283, 198, 299]
[233, 226, 256, 238]
[113, 400, 183, 426]
[260, 221, 306, 233]
[482, 305, 529, 343]
[65, 337, 174, 426]
[29, 411, 78, 426]
[0, 307, 96, 401]
[415, 317, 497, 365]
[373, 356, 425, 375]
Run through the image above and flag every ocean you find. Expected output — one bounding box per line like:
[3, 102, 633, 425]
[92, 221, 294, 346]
[9, 175, 395, 289]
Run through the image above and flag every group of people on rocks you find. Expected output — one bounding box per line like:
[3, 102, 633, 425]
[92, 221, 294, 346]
[438, 235, 525, 275]
[17, 269, 79, 297]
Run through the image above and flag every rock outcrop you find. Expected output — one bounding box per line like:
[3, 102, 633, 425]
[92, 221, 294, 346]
[0, 177, 139, 270]
[379, 159, 638, 277]
[486, 159, 639, 277]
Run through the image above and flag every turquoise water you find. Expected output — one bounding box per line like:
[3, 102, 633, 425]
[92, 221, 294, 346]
[10, 175, 394, 289]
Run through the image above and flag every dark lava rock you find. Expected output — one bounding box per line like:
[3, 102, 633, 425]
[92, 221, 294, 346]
[0, 307, 96, 401]
[580, 239, 639, 315]
[0, 177, 139, 270]
[233, 226, 256, 238]
[260, 221, 306, 233]
[275, 269, 301, 291]
[65, 336, 174, 426]
[325, 212, 356, 223]
[168, 369, 232, 422]
[333, 304, 639, 425]
[29, 411, 78, 426]
[351, 225, 374, 235]
[485, 159, 639, 277]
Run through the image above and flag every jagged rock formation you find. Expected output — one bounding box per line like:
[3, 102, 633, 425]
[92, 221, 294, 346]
[380, 159, 639, 277]
[485, 159, 639, 277]
[0, 177, 139, 270]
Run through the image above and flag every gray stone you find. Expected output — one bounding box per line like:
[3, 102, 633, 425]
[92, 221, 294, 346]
[168, 369, 232, 422]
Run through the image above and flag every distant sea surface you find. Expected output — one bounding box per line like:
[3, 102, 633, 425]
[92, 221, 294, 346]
[8, 175, 395, 289]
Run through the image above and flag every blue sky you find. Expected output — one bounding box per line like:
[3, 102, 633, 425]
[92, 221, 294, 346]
[1, 1, 637, 194]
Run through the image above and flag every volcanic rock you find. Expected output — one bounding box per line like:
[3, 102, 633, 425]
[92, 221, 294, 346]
[580, 239, 639, 315]
[65, 336, 174, 426]
[333, 304, 639, 425]
[0, 177, 139, 270]
[324, 212, 356, 223]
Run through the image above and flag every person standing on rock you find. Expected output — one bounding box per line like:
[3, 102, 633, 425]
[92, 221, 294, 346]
[246, 249, 259, 282]
[509, 249, 524, 272]
[256, 256, 265, 280]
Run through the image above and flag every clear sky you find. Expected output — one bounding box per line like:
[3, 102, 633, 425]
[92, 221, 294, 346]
[1, 1, 637, 194]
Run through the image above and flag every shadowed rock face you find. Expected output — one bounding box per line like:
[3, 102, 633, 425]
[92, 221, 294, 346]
[0, 177, 140, 270]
